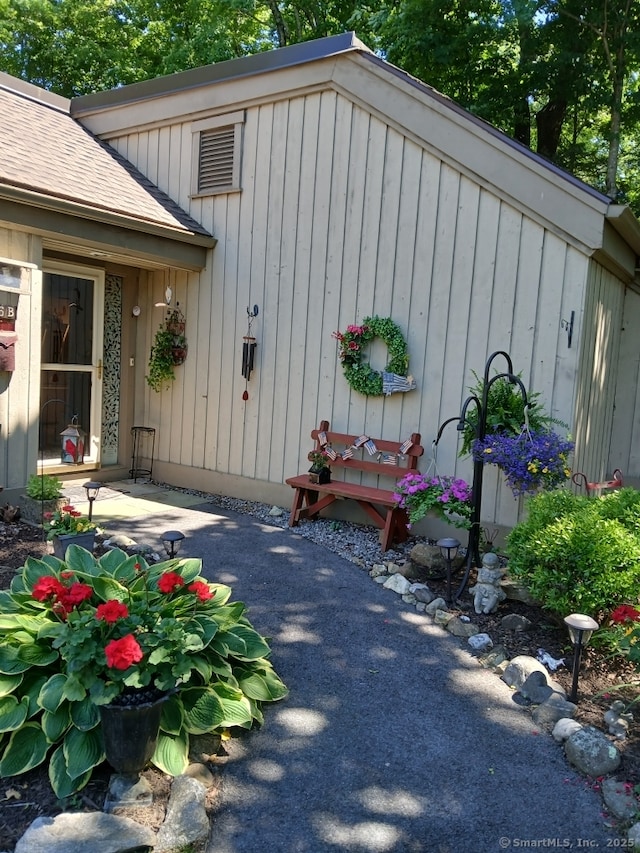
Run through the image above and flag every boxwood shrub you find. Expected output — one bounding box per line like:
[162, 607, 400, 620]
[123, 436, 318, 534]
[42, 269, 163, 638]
[506, 488, 640, 618]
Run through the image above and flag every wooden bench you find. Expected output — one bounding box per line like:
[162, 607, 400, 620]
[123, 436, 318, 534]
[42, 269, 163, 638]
[285, 420, 424, 552]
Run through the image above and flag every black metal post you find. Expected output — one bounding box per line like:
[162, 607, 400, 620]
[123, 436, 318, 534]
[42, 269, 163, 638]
[433, 351, 531, 603]
[569, 635, 583, 703]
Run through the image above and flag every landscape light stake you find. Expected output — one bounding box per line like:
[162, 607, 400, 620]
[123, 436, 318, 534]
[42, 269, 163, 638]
[564, 613, 599, 703]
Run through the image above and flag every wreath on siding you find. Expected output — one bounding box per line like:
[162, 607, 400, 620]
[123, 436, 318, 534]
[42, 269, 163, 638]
[332, 316, 416, 396]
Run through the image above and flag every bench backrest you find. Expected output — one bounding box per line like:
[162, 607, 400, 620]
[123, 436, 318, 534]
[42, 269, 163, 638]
[311, 420, 423, 484]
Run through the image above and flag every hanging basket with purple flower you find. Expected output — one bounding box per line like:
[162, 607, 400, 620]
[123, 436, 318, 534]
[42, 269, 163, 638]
[393, 472, 472, 528]
[472, 428, 574, 497]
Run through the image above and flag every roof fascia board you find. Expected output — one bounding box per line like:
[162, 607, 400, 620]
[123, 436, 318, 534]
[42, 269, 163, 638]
[606, 205, 640, 257]
[74, 59, 339, 138]
[331, 54, 611, 255]
[0, 72, 69, 113]
[71, 32, 368, 116]
[0, 197, 210, 271]
[0, 184, 215, 248]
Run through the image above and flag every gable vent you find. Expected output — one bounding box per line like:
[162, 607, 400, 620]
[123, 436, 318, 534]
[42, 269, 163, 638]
[198, 126, 235, 193]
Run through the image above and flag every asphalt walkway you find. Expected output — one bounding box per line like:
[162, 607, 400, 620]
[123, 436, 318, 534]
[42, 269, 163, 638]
[65, 479, 617, 853]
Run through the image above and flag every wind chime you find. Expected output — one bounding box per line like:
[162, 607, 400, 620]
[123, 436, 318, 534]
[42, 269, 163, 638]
[242, 305, 258, 400]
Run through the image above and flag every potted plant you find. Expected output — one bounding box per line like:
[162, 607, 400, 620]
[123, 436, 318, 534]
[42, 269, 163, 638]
[0, 547, 288, 797]
[44, 502, 98, 557]
[392, 472, 472, 529]
[307, 450, 331, 484]
[146, 314, 189, 392]
[472, 428, 573, 496]
[18, 473, 65, 525]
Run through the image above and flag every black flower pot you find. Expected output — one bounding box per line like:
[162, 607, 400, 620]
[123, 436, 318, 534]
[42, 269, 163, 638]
[99, 688, 169, 778]
[308, 466, 331, 485]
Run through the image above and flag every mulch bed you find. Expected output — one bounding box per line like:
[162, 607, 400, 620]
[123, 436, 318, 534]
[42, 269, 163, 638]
[0, 519, 639, 849]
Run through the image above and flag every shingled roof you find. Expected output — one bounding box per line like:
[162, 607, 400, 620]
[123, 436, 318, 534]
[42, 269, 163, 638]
[0, 74, 210, 240]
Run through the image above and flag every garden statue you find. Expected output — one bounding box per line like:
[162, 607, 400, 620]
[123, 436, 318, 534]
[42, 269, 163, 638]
[469, 552, 506, 614]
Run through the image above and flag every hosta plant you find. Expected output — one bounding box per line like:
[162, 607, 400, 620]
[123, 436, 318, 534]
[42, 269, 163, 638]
[0, 546, 288, 798]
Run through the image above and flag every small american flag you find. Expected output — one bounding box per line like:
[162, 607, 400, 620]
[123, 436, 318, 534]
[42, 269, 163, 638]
[325, 447, 338, 461]
[399, 438, 413, 454]
[342, 447, 354, 460]
[354, 435, 368, 448]
[317, 431, 328, 447]
[382, 453, 397, 465]
[364, 439, 378, 455]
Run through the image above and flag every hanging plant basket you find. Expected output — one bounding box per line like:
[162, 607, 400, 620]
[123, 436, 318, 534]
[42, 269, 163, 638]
[146, 307, 188, 392]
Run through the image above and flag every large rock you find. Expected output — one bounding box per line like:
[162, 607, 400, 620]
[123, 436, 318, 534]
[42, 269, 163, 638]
[601, 778, 639, 821]
[501, 655, 549, 690]
[382, 573, 412, 595]
[154, 775, 210, 852]
[500, 575, 540, 606]
[564, 726, 621, 776]
[408, 543, 464, 581]
[14, 812, 155, 853]
[532, 694, 577, 727]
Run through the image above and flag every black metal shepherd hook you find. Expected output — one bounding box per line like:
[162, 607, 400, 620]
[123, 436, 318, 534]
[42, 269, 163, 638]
[434, 350, 531, 602]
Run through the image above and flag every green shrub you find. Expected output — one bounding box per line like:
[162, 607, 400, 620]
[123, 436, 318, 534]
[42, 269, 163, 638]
[0, 547, 288, 798]
[506, 488, 640, 618]
[25, 474, 63, 501]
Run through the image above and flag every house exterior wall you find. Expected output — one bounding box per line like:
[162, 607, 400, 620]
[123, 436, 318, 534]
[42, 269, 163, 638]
[0, 226, 42, 491]
[609, 285, 640, 488]
[573, 261, 625, 488]
[104, 86, 598, 531]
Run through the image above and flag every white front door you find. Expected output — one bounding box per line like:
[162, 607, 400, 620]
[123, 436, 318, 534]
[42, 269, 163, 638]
[40, 261, 104, 466]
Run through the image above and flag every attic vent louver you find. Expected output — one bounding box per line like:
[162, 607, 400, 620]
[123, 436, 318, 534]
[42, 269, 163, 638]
[191, 110, 243, 197]
[198, 126, 235, 193]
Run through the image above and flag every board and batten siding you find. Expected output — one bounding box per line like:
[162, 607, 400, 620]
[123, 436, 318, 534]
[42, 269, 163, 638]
[609, 285, 640, 487]
[573, 262, 625, 487]
[110, 88, 590, 527]
[0, 227, 42, 491]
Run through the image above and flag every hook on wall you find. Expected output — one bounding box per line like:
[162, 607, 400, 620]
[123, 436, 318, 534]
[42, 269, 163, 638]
[561, 310, 575, 349]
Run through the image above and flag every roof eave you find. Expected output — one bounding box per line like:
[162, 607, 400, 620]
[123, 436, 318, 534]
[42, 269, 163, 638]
[0, 190, 214, 271]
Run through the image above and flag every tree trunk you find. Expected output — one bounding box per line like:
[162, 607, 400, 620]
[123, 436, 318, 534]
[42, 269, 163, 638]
[535, 98, 567, 159]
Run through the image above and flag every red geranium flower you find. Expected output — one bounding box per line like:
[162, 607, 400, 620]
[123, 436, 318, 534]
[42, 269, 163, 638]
[609, 605, 640, 624]
[188, 581, 214, 602]
[96, 600, 129, 623]
[104, 634, 143, 670]
[32, 576, 65, 601]
[158, 572, 185, 594]
[61, 505, 75, 512]
[60, 582, 93, 607]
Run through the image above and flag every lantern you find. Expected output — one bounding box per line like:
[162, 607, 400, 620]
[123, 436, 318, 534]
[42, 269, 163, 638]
[60, 416, 85, 464]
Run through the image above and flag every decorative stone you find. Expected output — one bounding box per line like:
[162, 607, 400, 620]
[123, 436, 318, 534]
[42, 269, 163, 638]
[601, 778, 639, 821]
[434, 609, 455, 627]
[268, 505, 285, 516]
[500, 613, 533, 632]
[628, 821, 640, 848]
[370, 564, 388, 578]
[154, 775, 210, 852]
[409, 583, 435, 603]
[552, 718, 583, 742]
[184, 762, 215, 788]
[564, 726, 621, 776]
[415, 602, 427, 613]
[401, 593, 417, 605]
[425, 597, 447, 616]
[501, 655, 549, 690]
[519, 670, 566, 704]
[14, 812, 155, 853]
[478, 644, 509, 670]
[408, 543, 464, 580]
[532, 694, 576, 727]
[468, 633, 493, 653]
[104, 774, 153, 811]
[500, 575, 540, 606]
[382, 573, 412, 594]
[373, 575, 387, 584]
[103, 533, 138, 548]
[446, 617, 479, 638]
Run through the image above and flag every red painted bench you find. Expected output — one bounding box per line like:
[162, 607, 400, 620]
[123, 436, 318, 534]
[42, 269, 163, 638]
[285, 420, 424, 552]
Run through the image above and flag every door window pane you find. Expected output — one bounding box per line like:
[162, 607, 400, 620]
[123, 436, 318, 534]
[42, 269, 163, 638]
[42, 275, 93, 365]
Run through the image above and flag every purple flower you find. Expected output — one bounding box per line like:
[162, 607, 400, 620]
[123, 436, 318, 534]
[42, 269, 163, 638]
[393, 472, 472, 528]
[472, 429, 573, 496]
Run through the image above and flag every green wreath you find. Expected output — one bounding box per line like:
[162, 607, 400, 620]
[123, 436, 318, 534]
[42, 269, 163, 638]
[333, 316, 412, 396]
